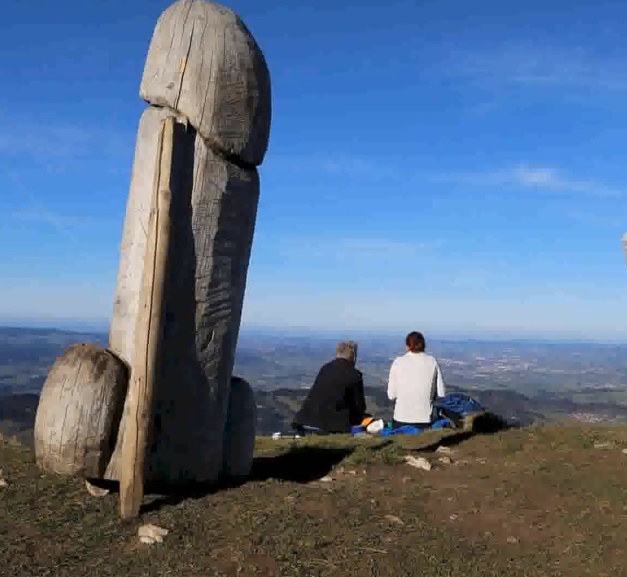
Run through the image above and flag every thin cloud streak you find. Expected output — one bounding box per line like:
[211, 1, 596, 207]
[5, 172, 85, 242]
[265, 234, 442, 266]
[436, 165, 624, 198]
[266, 153, 403, 182]
[0, 114, 132, 162]
[445, 44, 627, 92]
[11, 208, 95, 228]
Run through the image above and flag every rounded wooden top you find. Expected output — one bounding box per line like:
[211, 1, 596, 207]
[140, 0, 271, 166]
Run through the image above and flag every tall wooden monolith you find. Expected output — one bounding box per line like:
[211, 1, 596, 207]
[32, 0, 269, 520]
[106, 0, 270, 514]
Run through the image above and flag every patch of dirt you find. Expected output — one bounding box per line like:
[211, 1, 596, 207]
[4, 428, 627, 576]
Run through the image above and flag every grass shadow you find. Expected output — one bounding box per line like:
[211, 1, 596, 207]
[250, 445, 354, 483]
[419, 412, 513, 452]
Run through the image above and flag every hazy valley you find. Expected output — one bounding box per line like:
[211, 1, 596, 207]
[2, 326, 627, 442]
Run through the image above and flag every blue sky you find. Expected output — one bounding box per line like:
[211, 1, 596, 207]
[1, 0, 627, 340]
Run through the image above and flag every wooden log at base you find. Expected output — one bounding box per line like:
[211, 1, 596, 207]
[118, 116, 174, 521]
[222, 377, 256, 479]
[33, 344, 128, 477]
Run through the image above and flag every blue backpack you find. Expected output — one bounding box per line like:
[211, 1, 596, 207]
[433, 393, 485, 427]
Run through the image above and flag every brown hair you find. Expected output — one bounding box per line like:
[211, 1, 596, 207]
[406, 331, 425, 353]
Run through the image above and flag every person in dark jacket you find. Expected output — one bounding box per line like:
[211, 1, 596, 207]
[293, 341, 368, 434]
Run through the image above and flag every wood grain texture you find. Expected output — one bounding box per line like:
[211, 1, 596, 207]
[140, 0, 271, 166]
[222, 376, 256, 479]
[110, 108, 178, 364]
[107, 107, 260, 484]
[119, 117, 173, 520]
[34, 344, 128, 477]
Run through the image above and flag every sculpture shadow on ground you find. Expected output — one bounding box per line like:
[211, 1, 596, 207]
[135, 445, 354, 514]
[250, 445, 355, 483]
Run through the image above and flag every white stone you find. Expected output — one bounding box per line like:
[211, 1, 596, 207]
[138, 524, 169, 544]
[404, 455, 432, 471]
[594, 442, 613, 449]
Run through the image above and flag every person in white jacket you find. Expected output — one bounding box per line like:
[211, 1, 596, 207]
[387, 331, 446, 428]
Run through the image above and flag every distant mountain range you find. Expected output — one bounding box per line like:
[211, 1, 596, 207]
[2, 326, 627, 443]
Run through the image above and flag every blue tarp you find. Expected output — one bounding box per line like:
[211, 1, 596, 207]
[380, 417, 453, 436]
[351, 417, 453, 437]
[433, 393, 485, 417]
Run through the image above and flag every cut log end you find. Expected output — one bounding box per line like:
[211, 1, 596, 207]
[85, 478, 111, 497]
[34, 344, 128, 478]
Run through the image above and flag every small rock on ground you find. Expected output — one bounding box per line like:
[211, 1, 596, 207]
[404, 456, 432, 471]
[594, 442, 613, 449]
[384, 514, 404, 525]
[436, 446, 455, 455]
[319, 476, 333, 483]
[438, 456, 453, 465]
[138, 524, 169, 545]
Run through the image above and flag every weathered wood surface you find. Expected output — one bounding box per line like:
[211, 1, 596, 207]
[107, 106, 260, 484]
[34, 344, 128, 477]
[222, 376, 256, 479]
[110, 108, 179, 364]
[140, 0, 271, 166]
[119, 117, 174, 520]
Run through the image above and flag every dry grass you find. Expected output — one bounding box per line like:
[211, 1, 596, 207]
[2, 426, 627, 576]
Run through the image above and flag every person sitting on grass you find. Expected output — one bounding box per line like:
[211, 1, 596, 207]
[292, 341, 368, 434]
[387, 331, 446, 429]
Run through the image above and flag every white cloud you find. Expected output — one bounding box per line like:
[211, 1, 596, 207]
[265, 153, 402, 182]
[439, 165, 623, 198]
[11, 208, 94, 228]
[241, 287, 627, 340]
[269, 234, 439, 264]
[446, 44, 627, 92]
[4, 171, 93, 242]
[0, 107, 133, 165]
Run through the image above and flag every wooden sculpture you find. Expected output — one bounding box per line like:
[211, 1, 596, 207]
[34, 0, 271, 520]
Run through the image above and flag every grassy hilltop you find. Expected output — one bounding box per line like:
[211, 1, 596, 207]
[2, 425, 627, 577]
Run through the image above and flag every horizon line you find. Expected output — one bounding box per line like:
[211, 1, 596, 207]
[1, 319, 627, 345]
